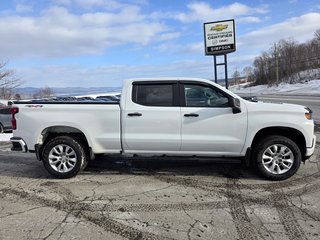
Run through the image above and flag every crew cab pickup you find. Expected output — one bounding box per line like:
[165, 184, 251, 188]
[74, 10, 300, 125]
[10, 78, 316, 180]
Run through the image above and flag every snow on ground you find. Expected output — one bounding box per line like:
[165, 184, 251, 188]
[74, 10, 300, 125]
[0, 133, 12, 142]
[229, 79, 320, 96]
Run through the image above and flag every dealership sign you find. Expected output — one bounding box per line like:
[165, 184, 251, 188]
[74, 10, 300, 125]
[204, 19, 236, 55]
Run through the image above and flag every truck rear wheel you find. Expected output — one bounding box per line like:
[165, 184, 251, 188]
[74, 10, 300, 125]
[42, 136, 87, 179]
[253, 135, 301, 180]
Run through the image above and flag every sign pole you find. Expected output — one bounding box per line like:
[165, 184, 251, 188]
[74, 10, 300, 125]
[224, 54, 228, 89]
[213, 55, 229, 89]
[213, 55, 218, 83]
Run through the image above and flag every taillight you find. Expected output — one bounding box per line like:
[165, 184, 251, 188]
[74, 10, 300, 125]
[11, 107, 19, 130]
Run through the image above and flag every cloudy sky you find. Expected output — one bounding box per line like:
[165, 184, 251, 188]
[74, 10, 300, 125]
[0, 0, 319, 87]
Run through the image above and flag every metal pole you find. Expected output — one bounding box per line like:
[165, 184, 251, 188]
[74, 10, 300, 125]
[214, 55, 218, 83]
[224, 54, 228, 89]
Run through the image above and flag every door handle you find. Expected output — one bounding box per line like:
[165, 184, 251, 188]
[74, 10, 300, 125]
[184, 113, 199, 117]
[128, 112, 142, 117]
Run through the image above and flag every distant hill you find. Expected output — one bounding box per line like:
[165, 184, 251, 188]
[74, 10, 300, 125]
[14, 78, 236, 98]
[15, 87, 122, 98]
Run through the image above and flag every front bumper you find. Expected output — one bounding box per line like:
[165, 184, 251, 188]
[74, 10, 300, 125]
[305, 135, 317, 159]
[10, 137, 28, 152]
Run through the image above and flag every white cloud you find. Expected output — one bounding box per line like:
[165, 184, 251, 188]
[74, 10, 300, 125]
[42, 5, 144, 27]
[157, 32, 181, 41]
[16, 53, 260, 87]
[16, 60, 215, 87]
[238, 16, 261, 23]
[54, 0, 117, 8]
[156, 42, 203, 54]
[53, 0, 143, 10]
[0, 6, 177, 58]
[16, 4, 33, 13]
[176, 2, 268, 23]
[238, 12, 320, 48]
[149, 10, 177, 20]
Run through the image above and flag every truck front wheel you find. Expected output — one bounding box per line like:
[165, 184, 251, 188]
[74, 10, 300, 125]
[42, 136, 87, 179]
[253, 135, 302, 180]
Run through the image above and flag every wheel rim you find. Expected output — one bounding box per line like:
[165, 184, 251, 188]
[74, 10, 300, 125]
[48, 144, 77, 173]
[262, 144, 294, 175]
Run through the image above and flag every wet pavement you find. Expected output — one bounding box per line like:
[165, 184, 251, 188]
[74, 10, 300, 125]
[0, 130, 319, 240]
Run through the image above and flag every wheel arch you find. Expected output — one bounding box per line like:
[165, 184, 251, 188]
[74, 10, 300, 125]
[251, 126, 306, 159]
[37, 126, 91, 160]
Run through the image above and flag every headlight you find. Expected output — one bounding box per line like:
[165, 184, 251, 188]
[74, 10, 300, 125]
[304, 107, 313, 120]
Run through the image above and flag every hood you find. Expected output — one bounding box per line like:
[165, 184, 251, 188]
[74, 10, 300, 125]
[244, 100, 307, 114]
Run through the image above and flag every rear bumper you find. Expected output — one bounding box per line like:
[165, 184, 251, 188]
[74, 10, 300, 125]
[10, 137, 28, 152]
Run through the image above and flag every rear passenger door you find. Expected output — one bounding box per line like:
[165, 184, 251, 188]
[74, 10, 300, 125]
[123, 81, 181, 152]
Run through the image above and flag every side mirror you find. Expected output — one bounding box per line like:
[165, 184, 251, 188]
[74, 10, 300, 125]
[229, 98, 241, 114]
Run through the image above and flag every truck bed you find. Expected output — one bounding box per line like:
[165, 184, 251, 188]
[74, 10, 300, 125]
[13, 101, 122, 154]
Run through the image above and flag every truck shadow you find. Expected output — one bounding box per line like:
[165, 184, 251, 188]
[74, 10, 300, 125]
[84, 155, 261, 180]
[0, 153, 262, 180]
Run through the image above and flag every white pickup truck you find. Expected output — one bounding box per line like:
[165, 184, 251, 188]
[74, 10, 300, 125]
[10, 78, 316, 180]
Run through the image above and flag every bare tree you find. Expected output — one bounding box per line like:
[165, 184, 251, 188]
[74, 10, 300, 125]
[0, 61, 21, 99]
[14, 93, 21, 100]
[33, 86, 54, 99]
[315, 29, 320, 42]
[250, 29, 320, 85]
[242, 66, 252, 81]
[232, 69, 241, 89]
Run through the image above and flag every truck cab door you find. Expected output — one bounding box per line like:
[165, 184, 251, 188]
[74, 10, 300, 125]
[122, 82, 181, 152]
[180, 82, 247, 156]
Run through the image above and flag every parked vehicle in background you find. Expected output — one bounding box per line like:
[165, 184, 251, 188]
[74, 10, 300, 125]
[241, 95, 258, 102]
[0, 103, 12, 133]
[76, 96, 95, 101]
[49, 97, 77, 102]
[96, 95, 120, 102]
[10, 78, 316, 180]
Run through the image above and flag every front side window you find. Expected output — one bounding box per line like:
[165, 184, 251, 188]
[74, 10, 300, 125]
[184, 84, 229, 107]
[133, 84, 174, 106]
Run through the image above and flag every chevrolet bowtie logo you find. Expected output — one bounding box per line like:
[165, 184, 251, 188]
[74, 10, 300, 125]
[210, 24, 228, 31]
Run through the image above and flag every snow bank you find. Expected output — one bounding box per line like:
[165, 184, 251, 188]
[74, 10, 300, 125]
[230, 79, 320, 95]
[0, 133, 12, 142]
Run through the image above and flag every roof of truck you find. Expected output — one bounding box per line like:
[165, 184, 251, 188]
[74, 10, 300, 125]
[124, 77, 209, 82]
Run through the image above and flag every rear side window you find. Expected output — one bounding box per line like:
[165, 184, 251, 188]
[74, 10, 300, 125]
[132, 84, 174, 106]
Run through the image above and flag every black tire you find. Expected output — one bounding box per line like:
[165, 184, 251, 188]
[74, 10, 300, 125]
[252, 135, 301, 181]
[42, 136, 87, 179]
[80, 155, 89, 171]
[0, 124, 3, 134]
[80, 141, 90, 171]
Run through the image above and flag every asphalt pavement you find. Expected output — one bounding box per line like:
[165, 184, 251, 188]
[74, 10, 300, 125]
[0, 128, 319, 240]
